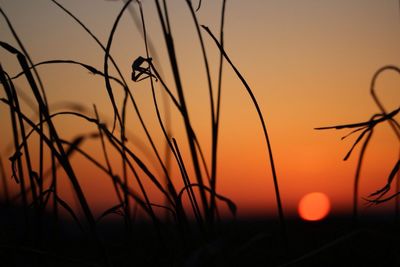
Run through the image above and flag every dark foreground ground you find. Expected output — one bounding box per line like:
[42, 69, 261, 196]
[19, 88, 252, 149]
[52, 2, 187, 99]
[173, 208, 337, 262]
[1, 206, 399, 266]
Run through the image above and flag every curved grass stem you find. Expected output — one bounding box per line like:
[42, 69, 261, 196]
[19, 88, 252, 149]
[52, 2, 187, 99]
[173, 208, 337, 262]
[202, 25, 288, 248]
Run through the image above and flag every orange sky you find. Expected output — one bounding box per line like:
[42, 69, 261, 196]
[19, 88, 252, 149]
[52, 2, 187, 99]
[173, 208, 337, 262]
[0, 0, 399, 220]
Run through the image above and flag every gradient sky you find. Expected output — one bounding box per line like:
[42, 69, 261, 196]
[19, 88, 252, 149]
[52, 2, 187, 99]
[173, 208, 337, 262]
[1, 0, 399, 220]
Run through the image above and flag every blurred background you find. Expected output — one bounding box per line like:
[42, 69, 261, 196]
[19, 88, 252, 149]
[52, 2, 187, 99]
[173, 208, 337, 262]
[0, 0, 399, 221]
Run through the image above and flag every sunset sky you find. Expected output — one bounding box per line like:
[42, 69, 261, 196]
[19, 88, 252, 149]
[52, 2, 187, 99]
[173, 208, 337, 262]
[0, 0, 399, 220]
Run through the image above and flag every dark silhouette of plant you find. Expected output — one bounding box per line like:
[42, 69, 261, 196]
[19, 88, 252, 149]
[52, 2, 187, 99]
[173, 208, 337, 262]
[0, 0, 287, 265]
[316, 65, 400, 224]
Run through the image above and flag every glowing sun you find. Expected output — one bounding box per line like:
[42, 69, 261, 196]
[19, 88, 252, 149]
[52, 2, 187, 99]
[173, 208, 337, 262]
[298, 192, 331, 221]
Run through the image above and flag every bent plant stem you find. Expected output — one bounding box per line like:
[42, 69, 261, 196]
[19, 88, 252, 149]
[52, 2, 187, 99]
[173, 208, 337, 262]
[370, 66, 400, 219]
[202, 25, 288, 248]
[370, 66, 400, 139]
[176, 183, 236, 219]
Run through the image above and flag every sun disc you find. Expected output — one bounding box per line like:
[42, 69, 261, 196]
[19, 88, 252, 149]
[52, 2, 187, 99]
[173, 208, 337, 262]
[298, 192, 330, 221]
